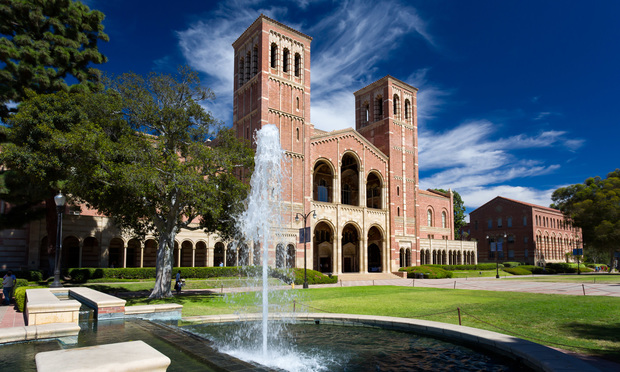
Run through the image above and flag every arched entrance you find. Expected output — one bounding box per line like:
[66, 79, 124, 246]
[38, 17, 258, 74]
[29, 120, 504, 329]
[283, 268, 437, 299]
[341, 224, 359, 273]
[82, 237, 99, 267]
[367, 226, 383, 272]
[63, 236, 80, 269]
[286, 244, 296, 268]
[214, 242, 225, 266]
[313, 222, 333, 273]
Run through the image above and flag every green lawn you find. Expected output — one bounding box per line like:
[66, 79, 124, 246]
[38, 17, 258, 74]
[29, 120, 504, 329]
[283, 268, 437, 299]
[118, 284, 620, 361]
[505, 274, 620, 284]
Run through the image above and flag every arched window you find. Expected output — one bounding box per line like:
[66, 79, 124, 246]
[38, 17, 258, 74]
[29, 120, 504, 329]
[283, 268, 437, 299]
[238, 57, 245, 87]
[270, 43, 278, 69]
[296, 96, 300, 110]
[252, 45, 258, 76]
[393, 94, 400, 120]
[374, 95, 383, 121]
[296, 127, 300, 141]
[283, 48, 290, 72]
[427, 209, 433, 226]
[294, 53, 301, 77]
[245, 51, 251, 81]
[404, 99, 411, 121]
[397, 207, 400, 216]
[397, 186, 399, 196]
[361, 102, 369, 126]
[442, 211, 447, 228]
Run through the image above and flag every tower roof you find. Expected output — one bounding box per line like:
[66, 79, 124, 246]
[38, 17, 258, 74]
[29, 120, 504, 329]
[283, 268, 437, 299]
[232, 14, 313, 48]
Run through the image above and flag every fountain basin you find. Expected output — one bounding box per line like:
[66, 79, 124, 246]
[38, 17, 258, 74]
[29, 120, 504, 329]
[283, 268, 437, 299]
[181, 313, 601, 372]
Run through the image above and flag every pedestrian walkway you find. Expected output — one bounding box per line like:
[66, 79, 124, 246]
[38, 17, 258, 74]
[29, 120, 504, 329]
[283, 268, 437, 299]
[0, 304, 25, 328]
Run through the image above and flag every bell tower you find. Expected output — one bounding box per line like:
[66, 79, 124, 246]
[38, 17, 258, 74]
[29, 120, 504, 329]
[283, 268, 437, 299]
[232, 15, 313, 221]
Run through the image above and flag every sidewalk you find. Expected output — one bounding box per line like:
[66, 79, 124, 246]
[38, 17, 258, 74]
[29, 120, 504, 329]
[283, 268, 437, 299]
[0, 304, 25, 328]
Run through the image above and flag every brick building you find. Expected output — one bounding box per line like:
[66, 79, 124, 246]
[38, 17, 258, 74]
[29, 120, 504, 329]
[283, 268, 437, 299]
[0, 15, 476, 274]
[465, 196, 582, 266]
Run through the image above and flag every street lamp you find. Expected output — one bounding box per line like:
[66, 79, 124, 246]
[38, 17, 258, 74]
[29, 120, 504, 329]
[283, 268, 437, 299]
[295, 210, 317, 289]
[497, 233, 506, 279]
[50, 192, 66, 288]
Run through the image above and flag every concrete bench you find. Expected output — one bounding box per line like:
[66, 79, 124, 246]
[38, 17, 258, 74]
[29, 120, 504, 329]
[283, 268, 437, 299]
[125, 303, 183, 320]
[35, 340, 171, 372]
[69, 287, 126, 320]
[0, 323, 80, 344]
[25, 288, 81, 325]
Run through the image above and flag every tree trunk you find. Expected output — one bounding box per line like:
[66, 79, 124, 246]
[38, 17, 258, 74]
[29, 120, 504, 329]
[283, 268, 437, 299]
[149, 232, 175, 299]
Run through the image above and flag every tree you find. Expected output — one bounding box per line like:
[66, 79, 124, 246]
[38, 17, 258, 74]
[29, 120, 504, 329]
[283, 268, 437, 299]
[0, 0, 108, 119]
[433, 189, 467, 239]
[551, 169, 620, 270]
[0, 0, 108, 264]
[70, 67, 254, 299]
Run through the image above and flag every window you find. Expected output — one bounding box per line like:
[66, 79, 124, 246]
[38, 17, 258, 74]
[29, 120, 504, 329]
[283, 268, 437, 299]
[296, 127, 299, 141]
[270, 43, 278, 69]
[397, 186, 399, 196]
[361, 102, 369, 125]
[245, 51, 251, 81]
[507, 217, 512, 227]
[252, 46, 258, 76]
[294, 53, 301, 77]
[283, 48, 289, 72]
[508, 250, 514, 259]
[404, 99, 411, 121]
[474, 220, 478, 230]
[342, 184, 351, 205]
[427, 210, 433, 226]
[374, 95, 383, 121]
[393, 94, 400, 120]
[524, 236, 528, 244]
[524, 249, 528, 258]
[497, 218, 502, 228]
[296, 97, 300, 110]
[488, 219, 492, 228]
[441, 211, 447, 228]
[397, 207, 400, 216]
[239, 58, 245, 87]
[523, 216, 527, 226]
[318, 179, 328, 202]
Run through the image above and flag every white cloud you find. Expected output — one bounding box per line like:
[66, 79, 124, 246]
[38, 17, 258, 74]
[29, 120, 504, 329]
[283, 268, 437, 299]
[461, 185, 556, 210]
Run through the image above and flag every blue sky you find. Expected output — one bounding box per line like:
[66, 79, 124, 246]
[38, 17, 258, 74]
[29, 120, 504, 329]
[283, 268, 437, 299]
[89, 0, 619, 216]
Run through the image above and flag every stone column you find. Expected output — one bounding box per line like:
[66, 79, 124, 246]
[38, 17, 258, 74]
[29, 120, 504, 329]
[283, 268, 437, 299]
[192, 246, 196, 267]
[360, 236, 367, 273]
[140, 242, 144, 268]
[122, 241, 127, 268]
[78, 240, 83, 268]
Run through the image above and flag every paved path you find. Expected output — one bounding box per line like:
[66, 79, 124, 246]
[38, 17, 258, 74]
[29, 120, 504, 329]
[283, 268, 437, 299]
[0, 304, 25, 328]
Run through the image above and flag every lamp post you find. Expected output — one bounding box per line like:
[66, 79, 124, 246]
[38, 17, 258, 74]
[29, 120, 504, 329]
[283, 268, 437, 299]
[50, 192, 67, 288]
[497, 233, 506, 279]
[295, 210, 316, 289]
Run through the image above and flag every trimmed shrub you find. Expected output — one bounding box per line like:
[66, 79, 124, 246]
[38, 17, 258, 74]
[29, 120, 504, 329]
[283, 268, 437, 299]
[400, 265, 453, 279]
[14, 285, 47, 312]
[502, 262, 521, 268]
[503, 267, 532, 275]
[404, 263, 500, 272]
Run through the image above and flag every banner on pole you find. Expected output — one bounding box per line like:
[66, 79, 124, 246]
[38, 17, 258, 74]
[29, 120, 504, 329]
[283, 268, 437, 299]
[299, 227, 311, 243]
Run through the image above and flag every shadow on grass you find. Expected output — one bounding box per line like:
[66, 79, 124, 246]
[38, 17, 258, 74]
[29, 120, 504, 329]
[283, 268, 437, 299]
[123, 292, 226, 307]
[565, 322, 620, 361]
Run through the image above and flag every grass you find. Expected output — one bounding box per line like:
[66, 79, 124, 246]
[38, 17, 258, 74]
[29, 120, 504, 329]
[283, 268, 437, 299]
[118, 283, 620, 362]
[505, 274, 620, 284]
[450, 269, 513, 278]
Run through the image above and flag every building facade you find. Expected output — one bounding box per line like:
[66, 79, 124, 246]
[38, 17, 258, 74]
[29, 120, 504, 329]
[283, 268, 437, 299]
[466, 196, 582, 266]
[0, 15, 476, 274]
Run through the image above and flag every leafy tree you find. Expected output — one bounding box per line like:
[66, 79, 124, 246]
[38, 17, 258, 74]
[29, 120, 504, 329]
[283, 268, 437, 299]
[551, 169, 620, 271]
[0, 0, 108, 261]
[0, 0, 108, 119]
[433, 189, 466, 239]
[69, 68, 254, 299]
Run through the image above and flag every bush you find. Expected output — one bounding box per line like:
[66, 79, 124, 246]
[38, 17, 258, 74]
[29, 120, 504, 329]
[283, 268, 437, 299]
[503, 267, 532, 275]
[14, 285, 47, 312]
[403, 264, 500, 272]
[400, 265, 453, 279]
[502, 262, 521, 268]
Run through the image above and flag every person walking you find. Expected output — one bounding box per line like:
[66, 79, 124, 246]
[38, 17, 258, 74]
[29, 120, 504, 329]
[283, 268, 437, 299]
[2, 270, 16, 305]
[175, 270, 182, 294]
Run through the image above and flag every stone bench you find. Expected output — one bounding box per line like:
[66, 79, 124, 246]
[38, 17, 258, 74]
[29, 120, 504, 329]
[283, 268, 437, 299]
[125, 303, 183, 320]
[25, 288, 81, 325]
[69, 287, 126, 320]
[0, 323, 80, 344]
[35, 340, 171, 372]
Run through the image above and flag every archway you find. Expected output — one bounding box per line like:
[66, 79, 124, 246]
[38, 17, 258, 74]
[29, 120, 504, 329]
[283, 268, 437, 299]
[238, 243, 249, 266]
[62, 236, 80, 269]
[313, 221, 333, 273]
[82, 237, 99, 267]
[286, 244, 296, 268]
[126, 238, 140, 268]
[214, 242, 225, 266]
[181, 241, 193, 267]
[313, 160, 334, 203]
[341, 224, 360, 273]
[195, 241, 207, 267]
[143, 239, 158, 267]
[340, 153, 359, 206]
[367, 226, 383, 272]
[108, 238, 124, 268]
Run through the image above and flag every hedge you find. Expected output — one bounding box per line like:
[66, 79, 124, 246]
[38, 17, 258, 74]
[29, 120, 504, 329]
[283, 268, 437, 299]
[502, 262, 521, 268]
[67, 266, 338, 285]
[399, 265, 453, 279]
[14, 285, 47, 312]
[0, 270, 45, 282]
[400, 263, 500, 271]
[503, 267, 532, 275]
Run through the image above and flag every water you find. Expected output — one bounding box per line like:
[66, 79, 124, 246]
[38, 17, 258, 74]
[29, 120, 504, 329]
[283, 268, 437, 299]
[234, 124, 294, 360]
[0, 320, 217, 372]
[185, 322, 529, 372]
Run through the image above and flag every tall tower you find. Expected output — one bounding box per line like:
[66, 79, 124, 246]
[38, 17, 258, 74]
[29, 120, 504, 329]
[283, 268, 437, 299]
[353, 76, 420, 264]
[232, 15, 313, 251]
